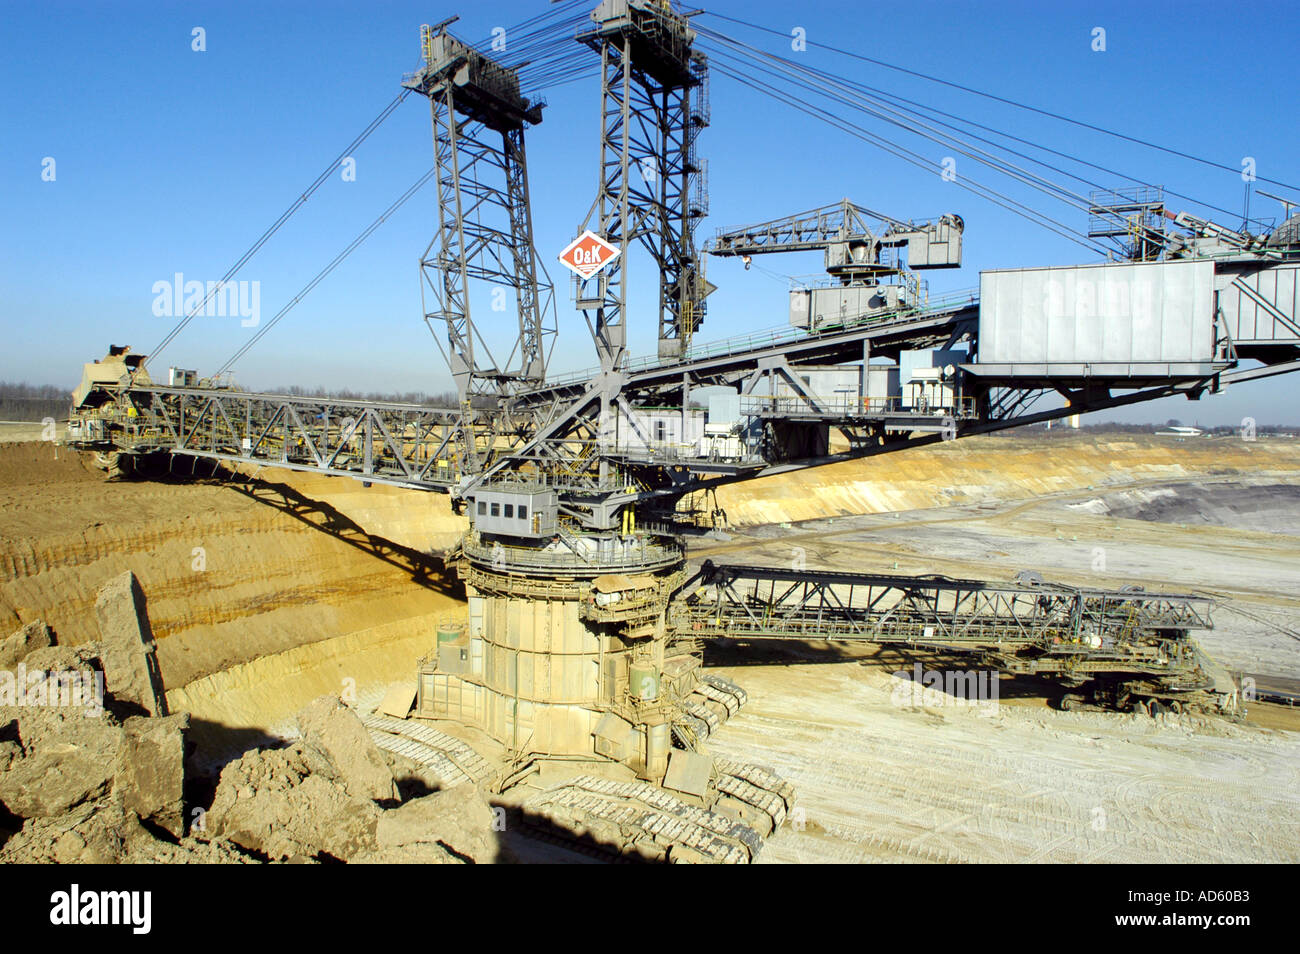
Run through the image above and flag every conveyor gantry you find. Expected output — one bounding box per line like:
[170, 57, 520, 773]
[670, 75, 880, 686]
[676, 560, 1213, 652]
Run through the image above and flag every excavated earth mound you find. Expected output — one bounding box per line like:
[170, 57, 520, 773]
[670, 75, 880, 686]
[1065, 481, 1300, 534]
[0, 606, 500, 864]
[713, 433, 1300, 526]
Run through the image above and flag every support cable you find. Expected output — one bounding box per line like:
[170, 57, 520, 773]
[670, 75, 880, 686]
[708, 59, 1108, 254]
[698, 25, 1240, 223]
[216, 167, 438, 374]
[153, 5, 588, 364]
[150, 91, 412, 361]
[702, 10, 1300, 192]
[700, 31, 1186, 252]
[216, 63, 592, 373]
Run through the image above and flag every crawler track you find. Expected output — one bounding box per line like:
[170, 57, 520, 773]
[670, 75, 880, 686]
[522, 775, 765, 864]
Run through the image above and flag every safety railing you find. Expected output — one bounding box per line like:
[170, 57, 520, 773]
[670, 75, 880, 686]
[542, 287, 981, 390]
[463, 532, 684, 574]
[740, 394, 979, 419]
[610, 439, 764, 465]
[677, 608, 1069, 648]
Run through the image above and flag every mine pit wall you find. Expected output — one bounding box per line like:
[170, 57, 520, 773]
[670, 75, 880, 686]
[166, 618, 444, 758]
[715, 434, 1300, 526]
[283, 470, 466, 551]
[0, 443, 467, 759]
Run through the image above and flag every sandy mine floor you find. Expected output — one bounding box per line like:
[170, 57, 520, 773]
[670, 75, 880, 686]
[693, 470, 1300, 864]
[706, 659, 1300, 863]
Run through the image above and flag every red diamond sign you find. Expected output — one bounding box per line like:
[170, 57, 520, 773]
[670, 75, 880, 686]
[558, 230, 620, 279]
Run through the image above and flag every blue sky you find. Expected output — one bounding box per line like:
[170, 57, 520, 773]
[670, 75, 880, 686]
[2, 0, 1297, 424]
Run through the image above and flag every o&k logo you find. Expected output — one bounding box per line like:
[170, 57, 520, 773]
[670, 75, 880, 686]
[558, 230, 619, 280]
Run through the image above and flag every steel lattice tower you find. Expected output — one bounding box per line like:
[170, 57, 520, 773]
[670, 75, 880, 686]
[403, 25, 554, 450]
[577, 0, 710, 369]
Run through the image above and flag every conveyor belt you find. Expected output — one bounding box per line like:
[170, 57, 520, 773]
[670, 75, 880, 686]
[677, 560, 1213, 651]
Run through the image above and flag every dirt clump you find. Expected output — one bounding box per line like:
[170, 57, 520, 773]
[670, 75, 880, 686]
[204, 695, 501, 863]
[0, 706, 120, 819]
[2, 684, 503, 863]
[0, 620, 54, 669]
[203, 705, 501, 862]
[0, 607, 207, 862]
[369, 784, 499, 863]
[94, 571, 167, 717]
[1, 580, 503, 864]
[118, 712, 190, 839]
[296, 695, 399, 803]
[205, 740, 384, 862]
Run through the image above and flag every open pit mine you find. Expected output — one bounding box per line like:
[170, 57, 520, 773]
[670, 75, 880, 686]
[3, 1, 1299, 865]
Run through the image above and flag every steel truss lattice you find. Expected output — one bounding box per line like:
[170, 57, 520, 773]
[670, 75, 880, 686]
[577, 1, 709, 369]
[404, 26, 555, 444]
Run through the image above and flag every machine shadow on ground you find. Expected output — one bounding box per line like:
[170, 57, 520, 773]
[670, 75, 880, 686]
[702, 639, 1078, 707]
[116, 459, 464, 599]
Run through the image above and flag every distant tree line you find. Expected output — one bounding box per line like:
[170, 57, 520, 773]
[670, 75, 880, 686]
[0, 382, 68, 422]
[1019, 420, 1298, 436]
[2, 379, 463, 421]
[265, 385, 461, 407]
